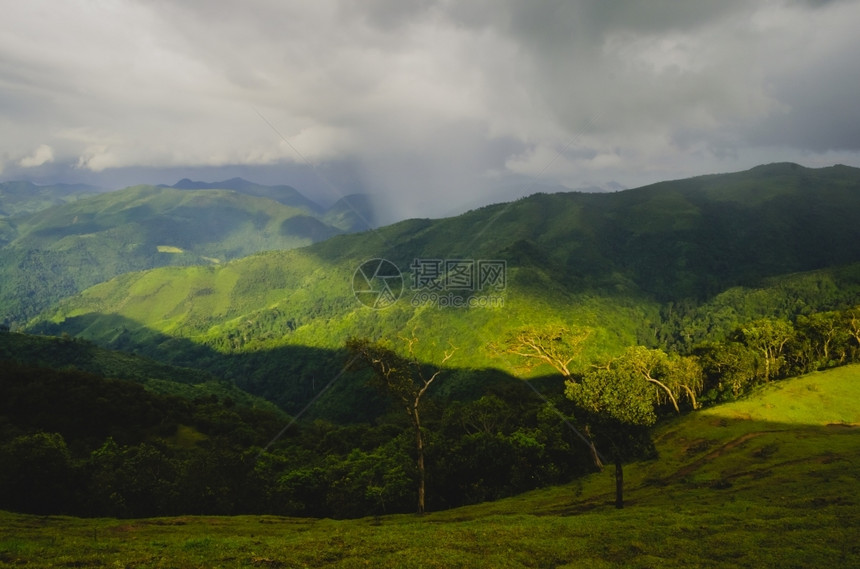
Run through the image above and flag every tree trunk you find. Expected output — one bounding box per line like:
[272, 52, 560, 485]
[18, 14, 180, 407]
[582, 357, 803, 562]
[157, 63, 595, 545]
[681, 384, 699, 409]
[583, 426, 603, 470]
[763, 348, 771, 381]
[644, 377, 680, 412]
[615, 458, 624, 509]
[413, 408, 426, 515]
[588, 440, 604, 470]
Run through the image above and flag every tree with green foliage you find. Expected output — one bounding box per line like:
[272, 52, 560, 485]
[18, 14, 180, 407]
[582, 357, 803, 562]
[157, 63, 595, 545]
[325, 444, 412, 517]
[562, 347, 701, 508]
[347, 335, 456, 514]
[566, 371, 650, 508]
[695, 341, 758, 398]
[452, 394, 511, 435]
[733, 318, 794, 381]
[85, 437, 130, 517]
[492, 325, 604, 465]
[605, 346, 703, 412]
[496, 326, 693, 508]
[0, 432, 76, 514]
[846, 306, 860, 350]
[813, 312, 848, 364]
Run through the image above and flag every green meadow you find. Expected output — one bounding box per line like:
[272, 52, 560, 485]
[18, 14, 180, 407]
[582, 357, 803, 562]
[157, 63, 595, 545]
[2, 365, 857, 569]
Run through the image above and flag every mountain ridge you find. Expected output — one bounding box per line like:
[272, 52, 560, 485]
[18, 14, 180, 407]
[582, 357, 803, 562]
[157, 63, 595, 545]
[165, 177, 326, 215]
[0, 183, 352, 325]
[0, 180, 103, 218]
[27, 163, 860, 411]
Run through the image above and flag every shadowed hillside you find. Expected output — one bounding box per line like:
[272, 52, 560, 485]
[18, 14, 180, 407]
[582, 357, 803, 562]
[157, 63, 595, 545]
[1, 365, 856, 568]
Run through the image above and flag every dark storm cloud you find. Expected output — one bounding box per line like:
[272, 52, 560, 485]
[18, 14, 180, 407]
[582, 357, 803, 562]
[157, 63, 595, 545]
[743, 40, 860, 152]
[1, 0, 858, 218]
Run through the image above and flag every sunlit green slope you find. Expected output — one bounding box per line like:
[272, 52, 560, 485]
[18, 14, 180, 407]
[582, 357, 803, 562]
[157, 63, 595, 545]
[25, 163, 860, 412]
[0, 184, 345, 324]
[32, 163, 860, 353]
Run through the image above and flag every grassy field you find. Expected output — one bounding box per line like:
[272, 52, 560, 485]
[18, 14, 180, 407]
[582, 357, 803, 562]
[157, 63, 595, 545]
[1, 366, 858, 568]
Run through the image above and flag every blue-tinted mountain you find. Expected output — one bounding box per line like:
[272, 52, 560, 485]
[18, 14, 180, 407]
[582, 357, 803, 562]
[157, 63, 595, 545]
[168, 177, 324, 214]
[0, 181, 102, 218]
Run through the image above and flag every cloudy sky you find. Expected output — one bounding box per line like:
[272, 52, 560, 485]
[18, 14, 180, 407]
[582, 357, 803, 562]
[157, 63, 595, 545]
[2, 0, 860, 220]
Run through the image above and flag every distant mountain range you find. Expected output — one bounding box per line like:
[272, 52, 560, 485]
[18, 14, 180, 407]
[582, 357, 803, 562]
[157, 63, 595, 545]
[0, 178, 379, 324]
[26, 162, 860, 413]
[0, 181, 102, 218]
[166, 177, 325, 214]
[163, 177, 380, 232]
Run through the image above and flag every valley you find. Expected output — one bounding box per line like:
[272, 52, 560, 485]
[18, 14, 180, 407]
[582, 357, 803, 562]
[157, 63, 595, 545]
[1, 163, 859, 567]
[0, 179, 370, 325]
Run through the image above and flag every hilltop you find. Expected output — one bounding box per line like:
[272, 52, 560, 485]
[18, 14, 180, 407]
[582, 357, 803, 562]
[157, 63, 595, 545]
[165, 177, 379, 232]
[167, 177, 324, 215]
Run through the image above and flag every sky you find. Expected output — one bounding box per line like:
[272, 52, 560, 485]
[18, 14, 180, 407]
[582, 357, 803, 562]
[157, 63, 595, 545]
[2, 0, 860, 221]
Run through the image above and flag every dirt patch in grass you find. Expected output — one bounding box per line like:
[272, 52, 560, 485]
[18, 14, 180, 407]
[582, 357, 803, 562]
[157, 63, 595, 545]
[673, 432, 777, 479]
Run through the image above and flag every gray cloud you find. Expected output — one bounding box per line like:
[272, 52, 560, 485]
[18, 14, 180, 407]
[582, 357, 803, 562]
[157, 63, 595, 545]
[1, 0, 859, 218]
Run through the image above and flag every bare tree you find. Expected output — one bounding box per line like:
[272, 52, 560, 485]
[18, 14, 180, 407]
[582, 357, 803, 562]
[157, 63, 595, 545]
[347, 334, 456, 514]
[492, 325, 605, 468]
[494, 325, 592, 379]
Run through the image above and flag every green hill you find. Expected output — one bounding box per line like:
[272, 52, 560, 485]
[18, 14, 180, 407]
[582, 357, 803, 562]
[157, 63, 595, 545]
[0, 181, 101, 221]
[167, 178, 379, 231]
[168, 177, 324, 215]
[0, 184, 347, 325]
[1, 365, 856, 568]
[27, 163, 860, 411]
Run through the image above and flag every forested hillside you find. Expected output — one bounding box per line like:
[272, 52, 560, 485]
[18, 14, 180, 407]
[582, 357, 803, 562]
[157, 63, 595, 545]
[0, 181, 101, 220]
[28, 163, 860, 414]
[0, 343, 599, 517]
[4, 2, 860, 564]
[5, 162, 860, 521]
[0, 331, 280, 411]
[0, 181, 350, 324]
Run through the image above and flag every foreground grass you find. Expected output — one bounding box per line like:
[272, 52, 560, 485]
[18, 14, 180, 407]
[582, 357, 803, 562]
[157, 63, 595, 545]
[2, 367, 859, 568]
